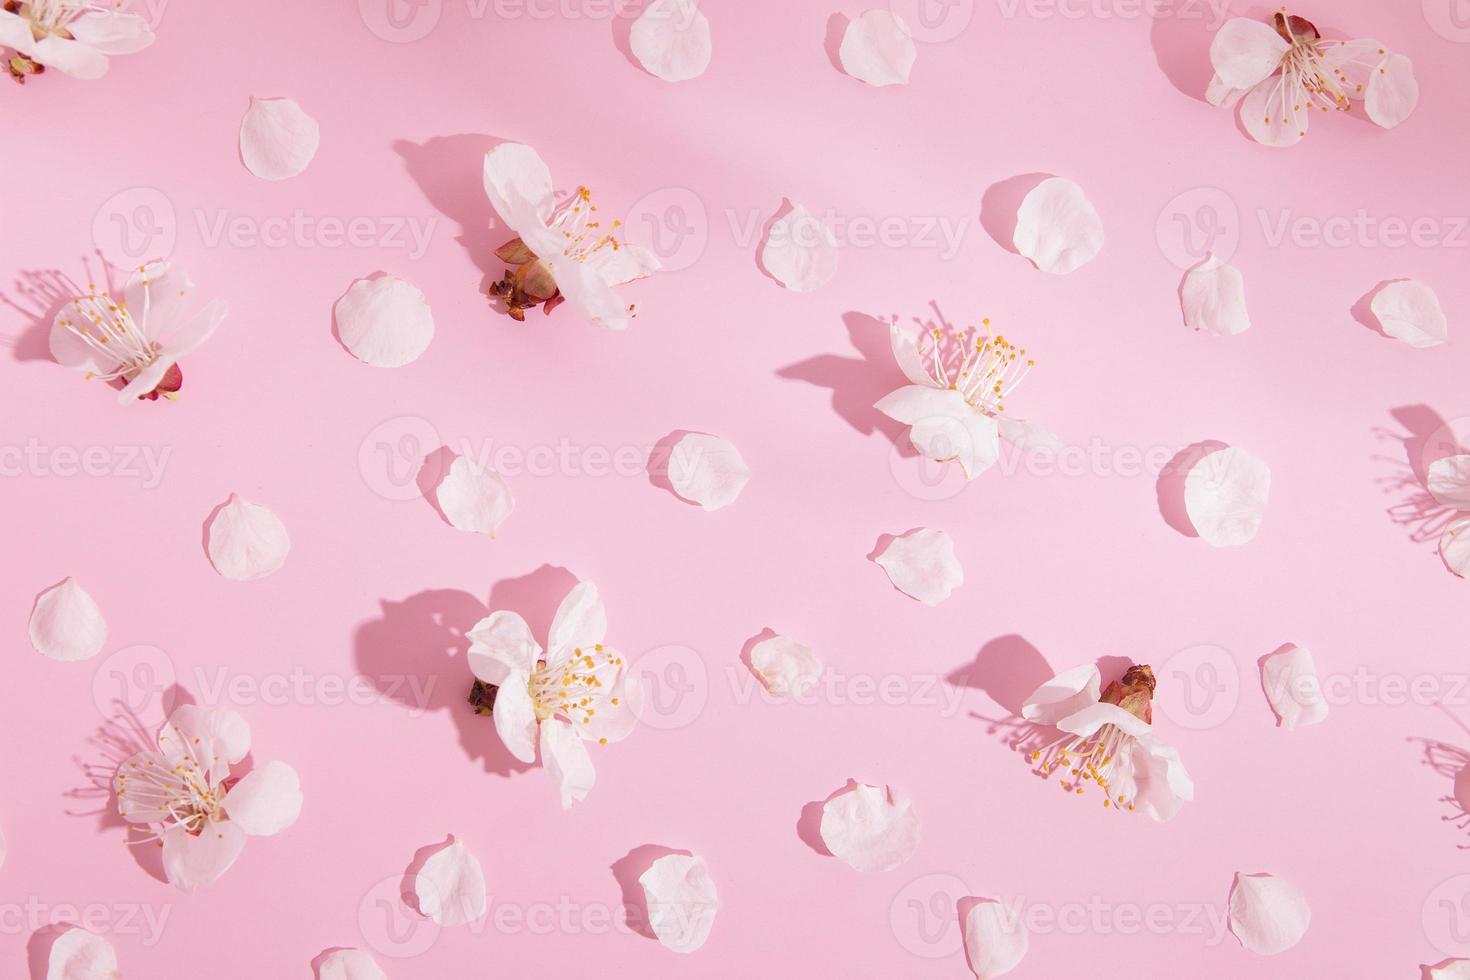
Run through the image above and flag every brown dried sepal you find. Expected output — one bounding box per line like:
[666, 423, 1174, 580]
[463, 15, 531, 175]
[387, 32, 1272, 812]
[468, 679, 499, 717]
[487, 238, 562, 321]
[1099, 663, 1155, 725]
[1273, 11, 1320, 44]
[7, 53, 42, 84]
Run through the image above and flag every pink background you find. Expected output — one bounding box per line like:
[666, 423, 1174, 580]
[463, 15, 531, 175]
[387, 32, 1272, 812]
[4, 0, 1470, 976]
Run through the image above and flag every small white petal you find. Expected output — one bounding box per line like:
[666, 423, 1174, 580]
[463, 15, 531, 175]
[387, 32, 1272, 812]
[996, 416, 1063, 454]
[1371, 279, 1447, 349]
[1012, 177, 1103, 275]
[1428, 456, 1470, 509]
[1260, 645, 1328, 731]
[413, 837, 487, 927]
[547, 581, 608, 660]
[748, 635, 822, 699]
[239, 97, 320, 181]
[629, 0, 712, 82]
[46, 927, 119, 980]
[222, 760, 303, 836]
[1209, 17, 1289, 90]
[490, 673, 539, 764]
[761, 204, 839, 293]
[466, 610, 542, 684]
[207, 494, 291, 580]
[873, 528, 963, 606]
[436, 456, 514, 536]
[1429, 959, 1470, 980]
[482, 142, 556, 231]
[317, 948, 386, 980]
[1441, 516, 1470, 579]
[667, 432, 750, 510]
[1364, 52, 1418, 129]
[1241, 74, 1309, 147]
[1181, 252, 1250, 336]
[162, 821, 247, 892]
[540, 717, 595, 809]
[1205, 72, 1246, 108]
[1228, 872, 1310, 955]
[963, 900, 1029, 979]
[334, 274, 435, 367]
[639, 854, 719, 953]
[29, 578, 107, 662]
[1020, 664, 1102, 726]
[1183, 447, 1270, 547]
[839, 10, 916, 87]
[819, 782, 921, 872]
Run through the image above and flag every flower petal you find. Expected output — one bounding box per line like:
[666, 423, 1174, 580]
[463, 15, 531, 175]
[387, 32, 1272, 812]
[761, 204, 839, 293]
[30, 35, 108, 78]
[160, 704, 251, 782]
[667, 432, 750, 511]
[748, 634, 822, 699]
[162, 820, 248, 893]
[1055, 701, 1152, 739]
[436, 456, 514, 536]
[333, 274, 435, 367]
[578, 662, 640, 744]
[583, 242, 662, 287]
[547, 580, 608, 660]
[1020, 664, 1102, 726]
[819, 782, 921, 872]
[1241, 73, 1309, 147]
[1370, 278, 1447, 349]
[1129, 735, 1194, 821]
[1181, 252, 1250, 336]
[316, 949, 386, 980]
[222, 760, 303, 837]
[0, 11, 35, 54]
[540, 717, 595, 809]
[875, 385, 1000, 479]
[1429, 456, 1470, 509]
[467, 611, 542, 684]
[207, 493, 291, 580]
[1183, 446, 1270, 547]
[873, 528, 963, 606]
[839, 10, 917, 87]
[413, 837, 487, 927]
[1364, 52, 1418, 129]
[639, 853, 719, 953]
[963, 900, 1028, 979]
[889, 324, 933, 386]
[996, 416, 1062, 453]
[45, 927, 119, 980]
[28, 578, 107, 662]
[239, 97, 320, 181]
[541, 252, 636, 330]
[629, 0, 712, 82]
[1430, 960, 1470, 980]
[1228, 872, 1310, 955]
[1012, 177, 1103, 275]
[1441, 516, 1470, 579]
[124, 260, 193, 340]
[66, 9, 155, 53]
[1204, 72, 1246, 108]
[1260, 644, 1328, 731]
[490, 673, 538, 764]
[483, 143, 557, 233]
[1209, 17, 1289, 90]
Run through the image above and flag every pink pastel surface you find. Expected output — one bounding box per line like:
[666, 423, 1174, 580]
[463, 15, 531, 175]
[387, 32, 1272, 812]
[3, 1, 1469, 976]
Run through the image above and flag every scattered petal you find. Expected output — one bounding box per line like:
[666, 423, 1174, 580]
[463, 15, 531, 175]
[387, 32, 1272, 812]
[1020, 664, 1102, 727]
[1228, 872, 1310, 955]
[819, 782, 921, 872]
[1441, 516, 1470, 579]
[873, 528, 963, 606]
[748, 634, 822, 699]
[1429, 960, 1470, 980]
[334, 274, 435, 367]
[667, 432, 750, 510]
[45, 927, 118, 980]
[239, 97, 320, 181]
[1364, 52, 1418, 129]
[436, 456, 515, 536]
[761, 204, 839, 292]
[28, 578, 106, 662]
[414, 837, 487, 927]
[317, 949, 386, 980]
[1429, 456, 1470, 509]
[1181, 252, 1250, 336]
[639, 853, 719, 953]
[222, 761, 304, 836]
[1183, 447, 1270, 547]
[839, 10, 916, 87]
[629, 0, 712, 82]
[207, 494, 291, 580]
[963, 900, 1029, 979]
[1012, 177, 1103, 275]
[1260, 645, 1328, 731]
[1371, 279, 1447, 349]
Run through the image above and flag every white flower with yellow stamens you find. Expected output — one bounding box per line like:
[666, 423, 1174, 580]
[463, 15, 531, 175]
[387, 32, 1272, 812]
[466, 580, 637, 809]
[1, 0, 153, 82]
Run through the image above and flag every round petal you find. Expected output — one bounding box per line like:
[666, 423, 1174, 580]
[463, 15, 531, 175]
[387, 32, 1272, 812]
[161, 704, 251, 780]
[584, 241, 661, 287]
[482, 142, 556, 233]
[49, 300, 114, 374]
[539, 716, 595, 809]
[1012, 177, 1103, 275]
[547, 581, 608, 662]
[667, 432, 750, 511]
[489, 672, 538, 764]
[875, 385, 1000, 479]
[639, 854, 719, 953]
[45, 927, 118, 980]
[839, 10, 917, 87]
[29, 578, 106, 662]
[1228, 872, 1310, 955]
[996, 416, 1062, 454]
[207, 493, 291, 580]
[124, 260, 193, 340]
[1441, 516, 1470, 579]
[1429, 456, 1470, 509]
[1020, 664, 1102, 726]
[0, 11, 35, 54]
[1128, 735, 1194, 821]
[30, 35, 109, 78]
[1055, 701, 1152, 740]
[819, 782, 921, 872]
[1208, 17, 1289, 90]
[629, 0, 712, 82]
[222, 760, 303, 837]
[889, 324, 933, 386]
[748, 634, 822, 699]
[333, 274, 435, 368]
[1364, 52, 1418, 129]
[873, 528, 963, 606]
[66, 9, 155, 54]
[1260, 644, 1328, 731]
[316, 949, 386, 980]
[761, 204, 839, 293]
[436, 456, 514, 536]
[1430, 960, 1470, 980]
[1181, 252, 1250, 336]
[1205, 72, 1246, 108]
[1370, 278, 1447, 349]
[539, 251, 636, 330]
[963, 900, 1028, 979]
[577, 663, 640, 744]
[1241, 73, 1309, 147]
[413, 837, 487, 927]
[162, 820, 248, 893]
[1183, 446, 1270, 547]
[466, 610, 542, 684]
[239, 97, 321, 181]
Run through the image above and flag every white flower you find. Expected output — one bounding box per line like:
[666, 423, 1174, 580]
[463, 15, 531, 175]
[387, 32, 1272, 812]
[114, 705, 303, 892]
[1, 0, 153, 82]
[49, 261, 227, 403]
[1021, 664, 1193, 821]
[483, 142, 659, 329]
[467, 580, 637, 808]
[1207, 11, 1418, 147]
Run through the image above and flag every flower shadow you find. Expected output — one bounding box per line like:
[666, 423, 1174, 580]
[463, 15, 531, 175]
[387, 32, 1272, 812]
[393, 133, 512, 291]
[0, 268, 75, 363]
[610, 843, 689, 940]
[1146, 0, 1219, 103]
[776, 310, 913, 446]
[1414, 736, 1470, 848]
[1155, 439, 1228, 538]
[979, 173, 1052, 254]
[1374, 405, 1465, 545]
[610, 0, 654, 74]
[645, 429, 700, 505]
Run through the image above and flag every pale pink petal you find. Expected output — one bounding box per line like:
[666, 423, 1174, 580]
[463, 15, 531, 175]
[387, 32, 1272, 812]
[1429, 455, 1470, 509]
[222, 761, 303, 836]
[45, 927, 119, 980]
[162, 821, 247, 893]
[873, 528, 963, 606]
[761, 204, 839, 292]
[583, 242, 661, 287]
[29, 578, 106, 662]
[162, 704, 252, 777]
[490, 673, 538, 764]
[66, 9, 154, 53]
[30, 35, 108, 78]
[889, 324, 932, 385]
[1181, 252, 1250, 336]
[436, 456, 514, 536]
[1204, 72, 1246, 108]
[540, 252, 636, 331]
[333, 274, 435, 367]
[1371, 279, 1447, 349]
[639, 854, 719, 953]
[667, 432, 750, 511]
[1055, 701, 1152, 740]
[875, 385, 1000, 479]
[240, 97, 320, 181]
[819, 782, 921, 872]
[1128, 735, 1194, 821]
[749, 634, 822, 699]
[839, 10, 917, 87]
[413, 837, 487, 927]
[578, 663, 640, 744]
[1441, 517, 1470, 579]
[629, 0, 712, 82]
[0, 11, 34, 54]
[1012, 177, 1103, 275]
[1020, 664, 1101, 726]
[963, 900, 1028, 979]
[547, 581, 608, 661]
[316, 949, 386, 980]
[1241, 73, 1309, 147]
[482, 142, 557, 233]
[1209, 17, 1289, 90]
[466, 611, 542, 684]
[1429, 959, 1470, 980]
[539, 717, 595, 809]
[1260, 644, 1328, 731]
[1364, 52, 1418, 129]
[206, 494, 291, 580]
[1183, 446, 1270, 547]
[996, 416, 1063, 453]
[124, 260, 193, 339]
[1228, 872, 1310, 955]
[50, 299, 114, 374]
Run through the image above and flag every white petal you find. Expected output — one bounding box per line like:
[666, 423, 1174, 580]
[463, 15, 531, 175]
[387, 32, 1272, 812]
[584, 242, 661, 287]
[1364, 52, 1418, 129]
[29, 578, 106, 662]
[124, 260, 193, 340]
[1228, 872, 1310, 955]
[963, 901, 1028, 979]
[873, 528, 963, 606]
[839, 10, 917, 87]
[1128, 735, 1194, 821]
[1056, 701, 1152, 740]
[1183, 446, 1270, 547]
[1441, 517, 1470, 579]
[1371, 279, 1447, 349]
[466, 611, 542, 684]
[239, 97, 320, 181]
[436, 456, 514, 536]
[30, 35, 107, 78]
[540, 252, 635, 331]
[1012, 177, 1103, 275]
[1429, 456, 1470, 509]
[222, 760, 303, 836]
[1260, 645, 1328, 731]
[413, 837, 487, 927]
[490, 673, 538, 764]
[629, 0, 712, 82]
[1429, 960, 1470, 980]
[547, 581, 608, 661]
[163, 704, 252, 775]
[875, 385, 1000, 479]
[162, 820, 247, 893]
[1209, 17, 1289, 90]
[540, 717, 595, 809]
[889, 324, 933, 386]
[333, 274, 435, 367]
[66, 9, 154, 53]
[639, 853, 719, 953]
[749, 634, 822, 699]
[316, 949, 386, 980]
[1181, 252, 1250, 336]
[761, 204, 839, 293]
[207, 494, 291, 580]
[1020, 664, 1101, 726]
[1205, 72, 1246, 108]
[1241, 73, 1309, 147]
[45, 927, 118, 980]
[482, 142, 556, 232]
[996, 416, 1063, 453]
[819, 782, 921, 872]
[667, 433, 750, 510]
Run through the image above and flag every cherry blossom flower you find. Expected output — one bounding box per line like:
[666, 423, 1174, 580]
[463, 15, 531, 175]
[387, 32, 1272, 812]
[114, 705, 303, 892]
[466, 580, 636, 808]
[1, 0, 153, 83]
[1207, 11, 1418, 147]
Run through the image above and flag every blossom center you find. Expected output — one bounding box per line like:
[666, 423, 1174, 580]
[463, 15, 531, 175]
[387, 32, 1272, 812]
[919, 318, 1034, 414]
[56, 270, 162, 383]
[552, 186, 625, 265]
[529, 644, 623, 732]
